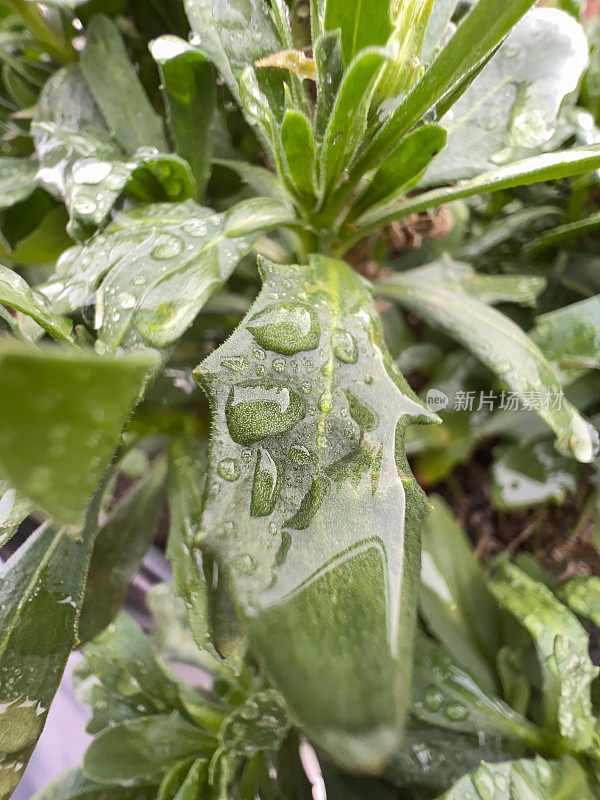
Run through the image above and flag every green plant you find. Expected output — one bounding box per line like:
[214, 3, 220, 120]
[1, 0, 600, 797]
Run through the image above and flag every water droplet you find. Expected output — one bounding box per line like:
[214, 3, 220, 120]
[445, 703, 468, 721]
[247, 302, 320, 355]
[118, 291, 136, 309]
[225, 381, 305, 445]
[423, 687, 443, 712]
[250, 448, 279, 516]
[232, 553, 256, 574]
[151, 233, 183, 259]
[272, 358, 286, 373]
[217, 458, 240, 481]
[472, 765, 496, 800]
[289, 444, 312, 465]
[318, 391, 333, 413]
[182, 218, 208, 237]
[72, 159, 112, 185]
[332, 329, 358, 363]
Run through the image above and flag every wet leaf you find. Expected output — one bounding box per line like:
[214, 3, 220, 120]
[81, 15, 167, 154]
[556, 576, 600, 628]
[78, 458, 168, 642]
[0, 341, 157, 524]
[152, 40, 216, 199]
[281, 110, 317, 198]
[46, 197, 294, 350]
[219, 689, 288, 756]
[83, 713, 215, 785]
[436, 756, 595, 800]
[0, 263, 73, 342]
[488, 561, 599, 750]
[0, 486, 104, 799]
[0, 157, 37, 209]
[376, 258, 599, 463]
[491, 440, 581, 510]
[532, 295, 600, 383]
[30, 768, 156, 800]
[423, 9, 589, 184]
[194, 254, 436, 772]
[420, 496, 502, 694]
[0, 480, 33, 549]
[412, 634, 545, 748]
[422, 0, 457, 61]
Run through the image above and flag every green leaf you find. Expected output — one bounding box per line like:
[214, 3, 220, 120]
[281, 110, 317, 198]
[0, 263, 73, 342]
[47, 197, 294, 350]
[320, 49, 386, 197]
[78, 458, 168, 642]
[0, 342, 157, 524]
[422, 9, 589, 184]
[151, 39, 216, 199]
[488, 561, 599, 750]
[183, 0, 239, 101]
[349, 147, 600, 242]
[524, 211, 600, 256]
[81, 15, 167, 154]
[436, 756, 595, 800]
[412, 634, 545, 748]
[422, 0, 457, 61]
[219, 689, 288, 756]
[366, 0, 538, 158]
[557, 576, 600, 627]
[83, 713, 215, 785]
[491, 440, 581, 510]
[314, 31, 344, 138]
[420, 496, 502, 694]
[194, 255, 436, 772]
[0, 157, 37, 209]
[532, 295, 600, 383]
[376, 257, 599, 462]
[30, 768, 156, 800]
[348, 125, 447, 221]
[0, 487, 104, 799]
[171, 760, 207, 800]
[323, 0, 391, 65]
[167, 437, 210, 652]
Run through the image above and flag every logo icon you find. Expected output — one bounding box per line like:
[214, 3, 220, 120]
[425, 388, 449, 411]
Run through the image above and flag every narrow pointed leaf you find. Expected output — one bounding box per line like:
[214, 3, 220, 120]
[0, 263, 73, 342]
[194, 255, 436, 772]
[314, 31, 344, 138]
[376, 258, 599, 463]
[0, 342, 158, 524]
[152, 40, 216, 199]
[488, 561, 599, 750]
[281, 110, 317, 198]
[350, 147, 600, 241]
[422, 9, 589, 185]
[78, 458, 168, 642]
[81, 15, 167, 153]
[0, 488, 104, 799]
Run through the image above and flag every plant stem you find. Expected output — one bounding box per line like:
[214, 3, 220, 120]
[6, 0, 77, 65]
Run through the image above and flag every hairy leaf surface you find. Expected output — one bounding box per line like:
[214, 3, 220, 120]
[194, 255, 436, 772]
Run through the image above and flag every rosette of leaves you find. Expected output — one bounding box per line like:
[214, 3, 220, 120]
[1, 0, 600, 792]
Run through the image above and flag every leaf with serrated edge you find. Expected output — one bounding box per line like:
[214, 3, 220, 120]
[489, 561, 599, 751]
[375, 257, 599, 463]
[194, 255, 436, 772]
[0, 342, 158, 524]
[0, 483, 105, 800]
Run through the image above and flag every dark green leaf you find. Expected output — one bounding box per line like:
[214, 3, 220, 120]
[376, 258, 599, 462]
[0, 342, 157, 524]
[83, 713, 215, 785]
[0, 263, 73, 342]
[30, 768, 156, 800]
[47, 198, 294, 350]
[194, 255, 436, 772]
[152, 40, 216, 199]
[525, 212, 600, 256]
[488, 561, 599, 750]
[78, 458, 168, 642]
[81, 15, 167, 154]
[219, 689, 288, 755]
[281, 110, 317, 198]
[0, 487, 104, 799]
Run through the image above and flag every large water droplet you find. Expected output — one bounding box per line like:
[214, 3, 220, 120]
[225, 381, 305, 445]
[151, 233, 184, 260]
[332, 328, 358, 364]
[72, 159, 112, 185]
[250, 448, 279, 516]
[423, 687, 443, 712]
[444, 703, 468, 721]
[247, 302, 320, 355]
[217, 458, 240, 481]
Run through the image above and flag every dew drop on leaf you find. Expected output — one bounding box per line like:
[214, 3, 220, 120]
[217, 458, 241, 481]
[250, 447, 279, 517]
[225, 382, 305, 445]
[151, 233, 184, 259]
[332, 328, 358, 363]
[247, 302, 320, 355]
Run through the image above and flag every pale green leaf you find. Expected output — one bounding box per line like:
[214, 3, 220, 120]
[0, 158, 37, 210]
[556, 576, 600, 628]
[194, 254, 436, 772]
[0, 263, 73, 342]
